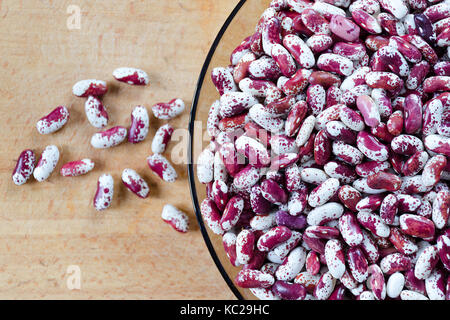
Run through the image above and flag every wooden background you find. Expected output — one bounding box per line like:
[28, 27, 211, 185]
[0, 0, 241, 299]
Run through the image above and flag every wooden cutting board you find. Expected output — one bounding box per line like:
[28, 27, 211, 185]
[0, 0, 240, 299]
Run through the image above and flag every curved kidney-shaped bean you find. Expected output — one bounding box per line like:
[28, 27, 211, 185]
[235, 269, 275, 288]
[399, 214, 435, 239]
[257, 226, 292, 252]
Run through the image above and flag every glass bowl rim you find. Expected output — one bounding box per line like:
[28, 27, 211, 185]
[187, 0, 249, 301]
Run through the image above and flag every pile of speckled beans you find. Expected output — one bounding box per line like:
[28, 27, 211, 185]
[198, 0, 450, 300]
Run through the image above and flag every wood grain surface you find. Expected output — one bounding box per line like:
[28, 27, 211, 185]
[0, 0, 240, 299]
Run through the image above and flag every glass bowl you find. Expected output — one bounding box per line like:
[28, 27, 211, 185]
[188, 0, 272, 300]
